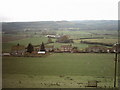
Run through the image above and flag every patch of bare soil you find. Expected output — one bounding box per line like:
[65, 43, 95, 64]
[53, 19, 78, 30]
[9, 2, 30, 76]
[2, 36, 27, 42]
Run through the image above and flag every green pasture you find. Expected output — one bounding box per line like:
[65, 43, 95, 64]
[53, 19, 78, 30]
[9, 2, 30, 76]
[3, 53, 117, 88]
[2, 36, 48, 52]
[3, 53, 115, 76]
[2, 36, 117, 52]
[56, 30, 118, 39]
[2, 29, 118, 52]
[57, 30, 91, 39]
[57, 30, 90, 35]
[2, 36, 89, 52]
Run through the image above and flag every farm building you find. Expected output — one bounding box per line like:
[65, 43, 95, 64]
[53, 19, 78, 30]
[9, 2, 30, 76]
[60, 45, 73, 52]
[11, 44, 26, 56]
[34, 47, 40, 51]
[36, 42, 46, 54]
[45, 35, 56, 38]
[45, 35, 60, 38]
[71, 47, 78, 53]
[85, 46, 108, 53]
[54, 48, 61, 53]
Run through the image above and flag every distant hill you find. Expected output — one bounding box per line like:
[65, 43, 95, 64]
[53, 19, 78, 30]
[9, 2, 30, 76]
[2, 20, 118, 32]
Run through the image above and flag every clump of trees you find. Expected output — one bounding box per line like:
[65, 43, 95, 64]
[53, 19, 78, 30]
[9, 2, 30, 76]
[47, 37, 54, 43]
[40, 42, 46, 51]
[26, 43, 34, 53]
[56, 35, 73, 43]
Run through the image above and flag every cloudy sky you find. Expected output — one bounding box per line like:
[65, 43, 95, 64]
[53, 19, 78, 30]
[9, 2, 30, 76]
[0, 0, 119, 22]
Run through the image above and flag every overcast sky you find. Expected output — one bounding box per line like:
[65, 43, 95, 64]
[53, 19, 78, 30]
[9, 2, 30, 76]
[0, 0, 119, 22]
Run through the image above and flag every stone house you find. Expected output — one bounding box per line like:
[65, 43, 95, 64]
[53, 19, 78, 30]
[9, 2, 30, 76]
[45, 45, 54, 52]
[85, 46, 108, 53]
[11, 44, 26, 56]
[110, 44, 120, 53]
[60, 45, 73, 52]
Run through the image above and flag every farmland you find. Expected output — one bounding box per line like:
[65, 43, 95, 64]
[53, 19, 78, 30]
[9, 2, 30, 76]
[2, 53, 117, 88]
[2, 20, 119, 88]
[2, 30, 118, 52]
[81, 39, 118, 45]
[2, 36, 48, 52]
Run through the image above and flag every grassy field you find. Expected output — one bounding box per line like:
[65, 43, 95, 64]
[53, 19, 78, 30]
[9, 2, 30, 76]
[2, 29, 118, 52]
[2, 53, 117, 88]
[57, 30, 118, 39]
[2, 36, 48, 52]
[2, 30, 119, 88]
[3, 35, 117, 52]
[2, 36, 89, 52]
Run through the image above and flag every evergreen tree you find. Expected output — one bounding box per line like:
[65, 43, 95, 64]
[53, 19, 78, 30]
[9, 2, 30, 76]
[40, 42, 45, 51]
[27, 43, 34, 53]
[17, 43, 20, 46]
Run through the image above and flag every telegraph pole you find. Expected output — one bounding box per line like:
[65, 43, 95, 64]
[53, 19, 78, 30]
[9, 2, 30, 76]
[114, 43, 118, 88]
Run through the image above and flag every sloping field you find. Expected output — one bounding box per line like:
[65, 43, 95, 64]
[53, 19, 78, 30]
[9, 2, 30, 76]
[2, 53, 117, 88]
[2, 36, 48, 52]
